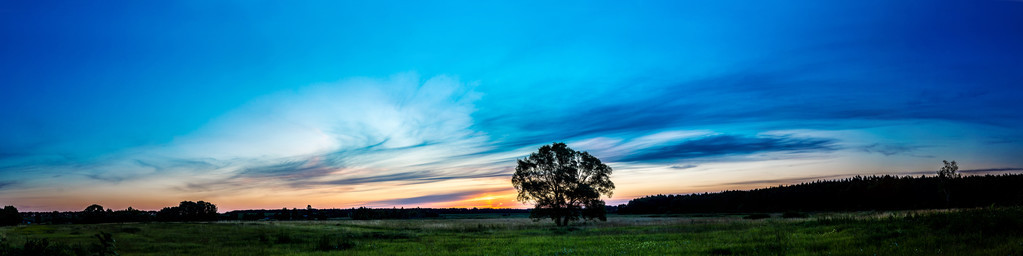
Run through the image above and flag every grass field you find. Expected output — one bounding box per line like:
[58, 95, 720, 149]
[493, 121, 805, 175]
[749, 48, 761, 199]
[3, 207, 1023, 255]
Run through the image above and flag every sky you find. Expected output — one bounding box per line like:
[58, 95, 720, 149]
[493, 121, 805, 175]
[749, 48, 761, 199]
[2, 0, 1022, 212]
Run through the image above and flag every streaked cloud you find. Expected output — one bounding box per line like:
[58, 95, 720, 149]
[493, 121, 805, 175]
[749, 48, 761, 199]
[860, 143, 930, 157]
[619, 135, 838, 162]
[669, 164, 699, 170]
[0, 181, 16, 191]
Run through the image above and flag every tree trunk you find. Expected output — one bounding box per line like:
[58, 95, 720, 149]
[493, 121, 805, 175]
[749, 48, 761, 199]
[943, 188, 950, 208]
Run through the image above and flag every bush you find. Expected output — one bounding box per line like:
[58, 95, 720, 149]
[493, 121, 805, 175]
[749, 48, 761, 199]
[20, 238, 84, 256]
[0, 234, 108, 256]
[93, 232, 117, 256]
[274, 232, 294, 244]
[316, 235, 354, 251]
[22, 239, 50, 255]
[257, 233, 272, 244]
[0, 236, 11, 255]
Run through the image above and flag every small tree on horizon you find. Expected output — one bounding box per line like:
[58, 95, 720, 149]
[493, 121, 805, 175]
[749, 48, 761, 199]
[938, 160, 960, 208]
[512, 142, 614, 226]
[82, 204, 107, 223]
[937, 160, 960, 179]
[0, 205, 19, 226]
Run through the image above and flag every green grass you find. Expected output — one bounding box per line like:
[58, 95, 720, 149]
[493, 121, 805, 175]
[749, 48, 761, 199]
[3, 207, 1023, 255]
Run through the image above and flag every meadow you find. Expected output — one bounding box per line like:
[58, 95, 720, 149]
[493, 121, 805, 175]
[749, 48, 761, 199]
[2, 207, 1022, 255]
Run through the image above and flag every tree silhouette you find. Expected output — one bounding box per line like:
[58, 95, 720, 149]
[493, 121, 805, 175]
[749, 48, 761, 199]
[938, 160, 960, 179]
[0, 205, 19, 226]
[84, 204, 104, 213]
[156, 201, 218, 221]
[82, 204, 106, 223]
[512, 142, 614, 226]
[938, 160, 960, 208]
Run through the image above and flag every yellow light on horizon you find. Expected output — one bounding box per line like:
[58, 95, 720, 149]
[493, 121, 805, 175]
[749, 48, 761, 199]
[446, 193, 520, 209]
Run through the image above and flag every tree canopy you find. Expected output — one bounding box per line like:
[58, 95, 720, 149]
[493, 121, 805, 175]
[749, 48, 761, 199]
[156, 201, 219, 221]
[512, 142, 614, 226]
[1, 205, 19, 226]
[938, 160, 960, 179]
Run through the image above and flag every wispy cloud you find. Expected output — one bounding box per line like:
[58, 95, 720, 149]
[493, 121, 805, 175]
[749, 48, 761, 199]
[147, 74, 506, 194]
[235, 158, 339, 181]
[163, 73, 483, 161]
[859, 143, 931, 157]
[618, 134, 838, 162]
[669, 164, 699, 170]
[317, 170, 508, 186]
[0, 181, 16, 190]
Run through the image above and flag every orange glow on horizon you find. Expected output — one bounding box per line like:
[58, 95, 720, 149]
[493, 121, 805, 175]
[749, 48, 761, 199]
[445, 192, 523, 209]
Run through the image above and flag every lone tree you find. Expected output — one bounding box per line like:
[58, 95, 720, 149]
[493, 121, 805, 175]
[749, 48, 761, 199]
[512, 142, 614, 226]
[938, 160, 960, 208]
[0, 205, 19, 226]
[82, 204, 107, 224]
[937, 160, 960, 179]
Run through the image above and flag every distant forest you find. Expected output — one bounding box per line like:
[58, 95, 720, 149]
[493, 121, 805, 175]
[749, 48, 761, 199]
[6, 203, 528, 225]
[7, 201, 220, 225]
[224, 207, 528, 221]
[617, 173, 1023, 214]
[6, 173, 1023, 225]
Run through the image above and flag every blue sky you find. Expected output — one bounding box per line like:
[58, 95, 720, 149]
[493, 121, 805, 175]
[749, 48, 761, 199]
[2, 0, 1022, 211]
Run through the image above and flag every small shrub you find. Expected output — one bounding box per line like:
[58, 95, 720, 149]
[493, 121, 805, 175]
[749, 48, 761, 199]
[94, 232, 118, 256]
[315, 236, 332, 251]
[257, 233, 272, 244]
[20, 238, 85, 256]
[339, 240, 355, 250]
[316, 235, 355, 251]
[274, 232, 294, 244]
[256, 230, 296, 245]
[23, 239, 51, 255]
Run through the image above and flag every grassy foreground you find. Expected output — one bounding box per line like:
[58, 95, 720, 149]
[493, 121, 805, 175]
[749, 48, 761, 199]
[2, 207, 1023, 255]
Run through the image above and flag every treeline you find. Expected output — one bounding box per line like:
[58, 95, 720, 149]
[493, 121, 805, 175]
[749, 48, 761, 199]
[6, 204, 529, 225]
[224, 207, 530, 221]
[14, 201, 218, 224]
[155, 201, 218, 221]
[618, 174, 1023, 214]
[350, 207, 438, 220]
